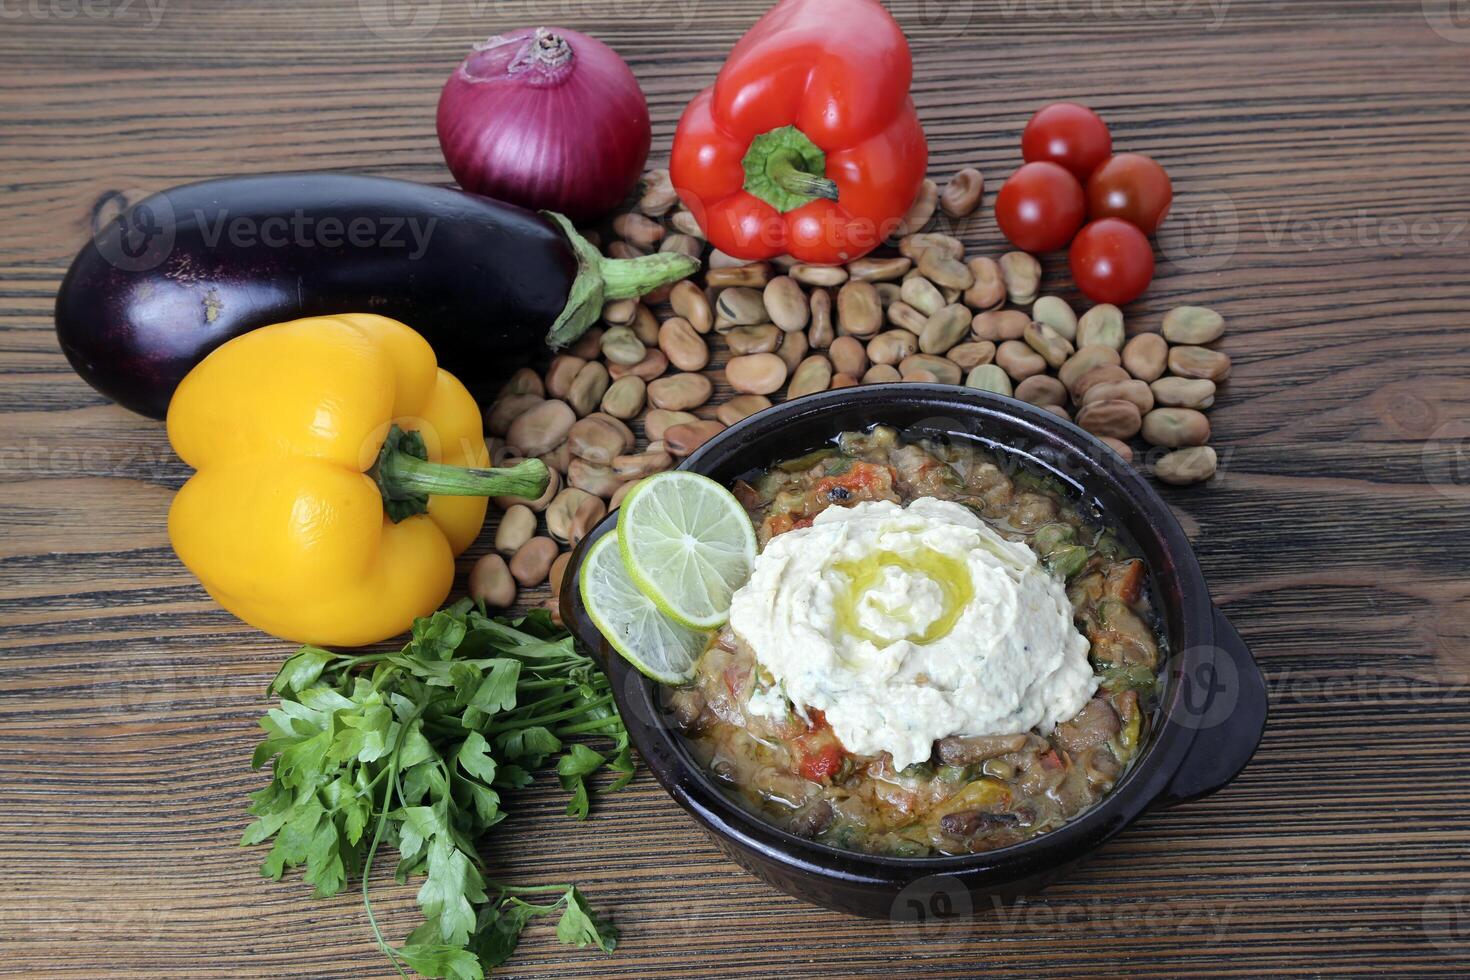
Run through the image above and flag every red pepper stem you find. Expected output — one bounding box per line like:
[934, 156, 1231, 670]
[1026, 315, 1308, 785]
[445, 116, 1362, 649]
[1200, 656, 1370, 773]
[768, 150, 839, 202]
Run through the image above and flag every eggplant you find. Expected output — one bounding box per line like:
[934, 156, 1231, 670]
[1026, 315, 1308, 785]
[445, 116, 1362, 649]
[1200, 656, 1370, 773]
[56, 174, 696, 418]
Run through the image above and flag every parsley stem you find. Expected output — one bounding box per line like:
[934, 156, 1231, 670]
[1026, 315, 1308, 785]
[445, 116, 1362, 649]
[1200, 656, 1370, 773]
[360, 703, 428, 980]
[485, 693, 615, 733]
[554, 716, 626, 737]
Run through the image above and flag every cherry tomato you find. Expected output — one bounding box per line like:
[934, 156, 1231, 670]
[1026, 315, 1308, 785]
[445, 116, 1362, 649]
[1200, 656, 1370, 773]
[1086, 153, 1173, 234]
[1069, 218, 1155, 305]
[994, 162, 1086, 254]
[1021, 103, 1113, 180]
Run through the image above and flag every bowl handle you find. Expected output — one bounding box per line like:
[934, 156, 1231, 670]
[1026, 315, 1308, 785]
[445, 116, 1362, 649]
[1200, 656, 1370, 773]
[1153, 607, 1269, 808]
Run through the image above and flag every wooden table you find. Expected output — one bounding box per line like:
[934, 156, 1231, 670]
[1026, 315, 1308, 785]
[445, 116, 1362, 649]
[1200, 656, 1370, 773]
[4, 1, 1469, 976]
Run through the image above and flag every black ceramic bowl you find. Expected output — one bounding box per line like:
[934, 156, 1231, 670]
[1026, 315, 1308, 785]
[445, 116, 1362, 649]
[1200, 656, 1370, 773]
[560, 384, 1266, 919]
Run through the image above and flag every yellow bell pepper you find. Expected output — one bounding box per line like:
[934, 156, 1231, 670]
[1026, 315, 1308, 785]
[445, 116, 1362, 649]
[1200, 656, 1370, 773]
[166, 313, 547, 647]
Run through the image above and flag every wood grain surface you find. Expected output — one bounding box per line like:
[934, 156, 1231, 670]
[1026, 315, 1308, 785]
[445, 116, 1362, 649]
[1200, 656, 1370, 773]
[3, 1, 1470, 976]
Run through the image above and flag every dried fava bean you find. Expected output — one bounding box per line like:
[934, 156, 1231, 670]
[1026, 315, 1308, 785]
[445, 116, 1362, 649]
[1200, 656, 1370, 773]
[837, 281, 883, 337]
[776, 327, 809, 373]
[1098, 436, 1133, 463]
[999, 251, 1042, 305]
[1077, 303, 1125, 350]
[486, 393, 544, 436]
[642, 282, 675, 307]
[510, 537, 559, 587]
[608, 241, 646, 260]
[660, 234, 702, 260]
[629, 304, 658, 346]
[940, 167, 985, 218]
[1040, 404, 1071, 421]
[847, 256, 912, 282]
[899, 354, 962, 385]
[791, 263, 848, 288]
[948, 340, 996, 370]
[487, 436, 514, 467]
[829, 336, 869, 378]
[613, 212, 664, 248]
[867, 329, 920, 365]
[808, 288, 834, 348]
[1076, 399, 1143, 440]
[567, 361, 610, 417]
[1082, 378, 1154, 415]
[470, 553, 516, 608]
[1121, 333, 1168, 382]
[1071, 364, 1132, 401]
[546, 488, 597, 543]
[545, 354, 586, 399]
[875, 282, 903, 309]
[638, 168, 677, 217]
[1162, 306, 1226, 345]
[539, 440, 571, 475]
[830, 373, 859, 389]
[661, 318, 711, 371]
[643, 409, 697, 442]
[725, 324, 782, 355]
[716, 286, 767, 325]
[1155, 446, 1218, 485]
[600, 326, 646, 366]
[708, 249, 748, 269]
[499, 367, 544, 399]
[996, 340, 1047, 381]
[965, 364, 1013, 396]
[591, 412, 635, 451]
[1022, 320, 1075, 369]
[899, 232, 964, 262]
[725, 353, 789, 395]
[918, 248, 975, 290]
[1031, 296, 1078, 341]
[886, 300, 928, 333]
[1059, 345, 1123, 391]
[549, 552, 572, 594]
[669, 208, 704, 238]
[764, 276, 810, 332]
[600, 375, 646, 420]
[568, 414, 630, 465]
[900, 276, 945, 316]
[495, 463, 560, 512]
[1167, 345, 1232, 381]
[717, 394, 772, 426]
[608, 480, 636, 510]
[665, 420, 726, 457]
[788, 355, 834, 399]
[970, 309, 1030, 342]
[648, 372, 713, 410]
[612, 448, 674, 479]
[670, 280, 713, 334]
[919, 304, 972, 355]
[568, 458, 624, 498]
[495, 504, 536, 556]
[602, 298, 638, 327]
[608, 348, 668, 382]
[507, 399, 575, 458]
[892, 179, 939, 237]
[1141, 407, 1211, 448]
[863, 363, 902, 384]
[1015, 374, 1067, 407]
[568, 327, 604, 361]
[708, 263, 773, 288]
[964, 257, 1006, 311]
[1150, 376, 1216, 409]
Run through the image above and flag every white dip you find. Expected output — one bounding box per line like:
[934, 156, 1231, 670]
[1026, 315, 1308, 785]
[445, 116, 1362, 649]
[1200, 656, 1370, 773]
[729, 497, 1097, 769]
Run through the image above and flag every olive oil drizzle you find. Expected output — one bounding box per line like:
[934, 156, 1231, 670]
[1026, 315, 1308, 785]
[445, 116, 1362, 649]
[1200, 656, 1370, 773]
[831, 548, 975, 647]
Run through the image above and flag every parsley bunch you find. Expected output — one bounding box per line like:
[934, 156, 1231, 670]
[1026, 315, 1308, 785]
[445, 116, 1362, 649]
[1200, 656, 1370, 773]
[242, 600, 632, 979]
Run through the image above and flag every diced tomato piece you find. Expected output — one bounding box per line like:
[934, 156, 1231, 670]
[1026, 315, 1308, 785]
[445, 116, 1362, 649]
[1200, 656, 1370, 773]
[1039, 749, 1065, 771]
[764, 513, 814, 538]
[799, 743, 845, 783]
[813, 461, 895, 498]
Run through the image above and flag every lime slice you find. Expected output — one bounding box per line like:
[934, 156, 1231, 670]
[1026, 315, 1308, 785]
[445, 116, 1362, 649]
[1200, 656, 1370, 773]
[579, 532, 709, 684]
[617, 471, 758, 629]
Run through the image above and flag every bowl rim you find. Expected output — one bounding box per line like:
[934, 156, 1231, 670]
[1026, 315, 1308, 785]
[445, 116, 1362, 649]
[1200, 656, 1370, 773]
[565, 384, 1223, 877]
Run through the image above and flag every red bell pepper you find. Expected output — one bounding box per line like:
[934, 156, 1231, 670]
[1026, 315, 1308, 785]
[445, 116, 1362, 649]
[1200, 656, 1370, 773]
[670, 0, 928, 265]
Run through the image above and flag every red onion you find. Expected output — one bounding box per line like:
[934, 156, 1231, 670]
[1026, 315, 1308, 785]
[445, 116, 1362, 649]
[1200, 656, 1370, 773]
[437, 27, 651, 223]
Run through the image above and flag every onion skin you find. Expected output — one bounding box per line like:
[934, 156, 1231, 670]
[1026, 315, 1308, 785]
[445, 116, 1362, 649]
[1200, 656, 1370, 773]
[438, 27, 651, 223]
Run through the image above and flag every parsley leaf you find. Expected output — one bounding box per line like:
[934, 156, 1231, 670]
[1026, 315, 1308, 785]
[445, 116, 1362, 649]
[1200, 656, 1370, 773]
[244, 604, 632, 977]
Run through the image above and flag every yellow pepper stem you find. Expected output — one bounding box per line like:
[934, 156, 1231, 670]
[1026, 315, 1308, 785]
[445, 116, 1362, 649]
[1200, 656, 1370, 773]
[372, 425, 549, 522]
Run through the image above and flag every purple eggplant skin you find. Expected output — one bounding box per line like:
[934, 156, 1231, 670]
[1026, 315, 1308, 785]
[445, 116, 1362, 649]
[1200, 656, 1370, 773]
[56, 174, 579, 419]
